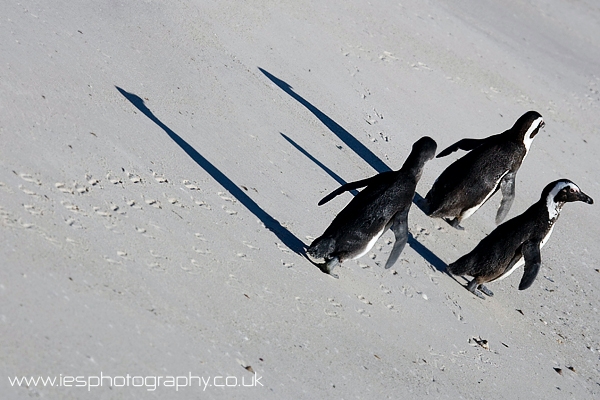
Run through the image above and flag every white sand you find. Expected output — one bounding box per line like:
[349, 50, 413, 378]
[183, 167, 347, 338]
[2, 0, 599, 398]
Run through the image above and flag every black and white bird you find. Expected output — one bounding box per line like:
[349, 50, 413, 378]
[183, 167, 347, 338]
[447, 179, 593, 299]
[424, 111, 545, 230]
[307, 137, 437, 278]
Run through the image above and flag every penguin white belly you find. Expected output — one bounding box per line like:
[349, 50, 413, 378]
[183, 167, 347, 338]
[461, 170, 509, 220]
[493, 224, 555, 282]
[352, 227, 385, 260]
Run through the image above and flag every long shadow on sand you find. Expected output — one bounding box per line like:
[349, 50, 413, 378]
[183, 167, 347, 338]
[260, 69, 447, 272]
[280, 133, 358, 196]
[260, 68, 389, 174]
[116, 86, 306, 256]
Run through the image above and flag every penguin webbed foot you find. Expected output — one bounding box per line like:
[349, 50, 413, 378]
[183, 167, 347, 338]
[466, 279, 493, 299]
[479, 285, 494, 297]
[444, 217, 465, 231]
[318, 257, 340, 279]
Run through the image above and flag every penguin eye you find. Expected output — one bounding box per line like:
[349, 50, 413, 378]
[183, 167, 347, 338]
[569, 188, 575, 193]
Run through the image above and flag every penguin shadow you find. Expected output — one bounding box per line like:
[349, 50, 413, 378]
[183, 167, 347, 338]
[260, 67, 389, 174]
[115, 86, 306, 256]
[262, 67, 431, 211]
[280, 133, 358, 196]
[261, 69, 450, 275]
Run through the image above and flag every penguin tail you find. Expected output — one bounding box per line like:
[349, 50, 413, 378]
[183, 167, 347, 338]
[447, 258, 472, 276]
[423, 190, 440, 217]
[307, 237, 335, 260]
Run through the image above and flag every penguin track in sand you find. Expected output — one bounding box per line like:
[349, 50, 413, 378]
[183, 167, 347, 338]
[182, 180, 201, 190]
[23, 204, 43, 216]
[324, 298, 342, 317]
[181, 259, 203, 275]
[19, 173, 42, 185]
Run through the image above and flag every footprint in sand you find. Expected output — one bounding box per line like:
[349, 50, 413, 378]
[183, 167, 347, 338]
[23, 204, 43, 216]
[358, 295, 372, 305]
[413, 226, 431, 240]
[165, 195, 182, 207]
[380, 285, 392, 294]
[18, 219, 34, 229]
[242, 241, 259, 250]
[182, 180, 200, 190]
[106, 172, 123, 185]
[19, 173, 41, 185]
[194, 199, 211, 210]
[218, 191, 236, 203]
[356, 261, 371, 269]
[73, 183, 88, 194]
[294, 297, 311, 313]
[127, 172, 142, 183]
[323, 298, 343, 316]
[61, 200, 87, 215]
[426, 272, 440, 285]
[401, 285, 415, 298]
[327, 298, 342, 307]
[356, 308, 371, 317]
[19, 185, 41, 197]
[135, 226, 154, 238]
[194, 233, 208, 241]
[193, 246, 211, 255]
[152, 172, 168, 183]
[444, 294, 464, 322]
[93, 207, 111, 217]
[222, 205, 237, 215]
[55, 182, 74, 194]
[236, 252, 251, 262]
[276, 243, 291, 253]
[103, 255, 122, 265]
[146, 261, 166, 273]
[0, 181, 12, 194]
[85, 174, 100, 186]
[405, 266, 418, 278]
[109, 203, 126, 215]
[149, 250, 164, 259]
[144, 198, 162, 209]
[181, 259, 202, 274]
[42, 233, 61, 248]
[64, 217, 84, 229]
[126, 199, 142, 209]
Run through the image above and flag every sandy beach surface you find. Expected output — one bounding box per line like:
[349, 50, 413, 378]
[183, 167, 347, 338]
[2, 0, 599, 398]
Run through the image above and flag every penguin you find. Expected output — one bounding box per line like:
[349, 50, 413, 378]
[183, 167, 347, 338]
[307, 136, 437, 278]
[424, 111, 545, 230]
[447, 179, 593, 299]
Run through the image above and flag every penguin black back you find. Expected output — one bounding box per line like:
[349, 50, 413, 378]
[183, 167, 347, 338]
[425, 111, 544, 229]
[308, 136, 437, 277]
[448, 179, 593, 299]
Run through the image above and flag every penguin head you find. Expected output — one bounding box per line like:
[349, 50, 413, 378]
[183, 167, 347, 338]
[513, 111, 544, 149]
[545, 179, 594, 204]
[543, 179, 593, 219]
[411, 136, 437, 161]
[401, 136, 437, 177]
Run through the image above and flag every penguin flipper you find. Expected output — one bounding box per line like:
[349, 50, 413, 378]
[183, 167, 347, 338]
[318, 176, 378, 206]
[496, 172, 516, 224]
[518, 240, 541, 290]
[436, 138, 486, 158]
[384, 212, 408, 269]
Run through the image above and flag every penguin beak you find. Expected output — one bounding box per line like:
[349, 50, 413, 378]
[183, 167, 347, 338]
[577, 191, 594, 204]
